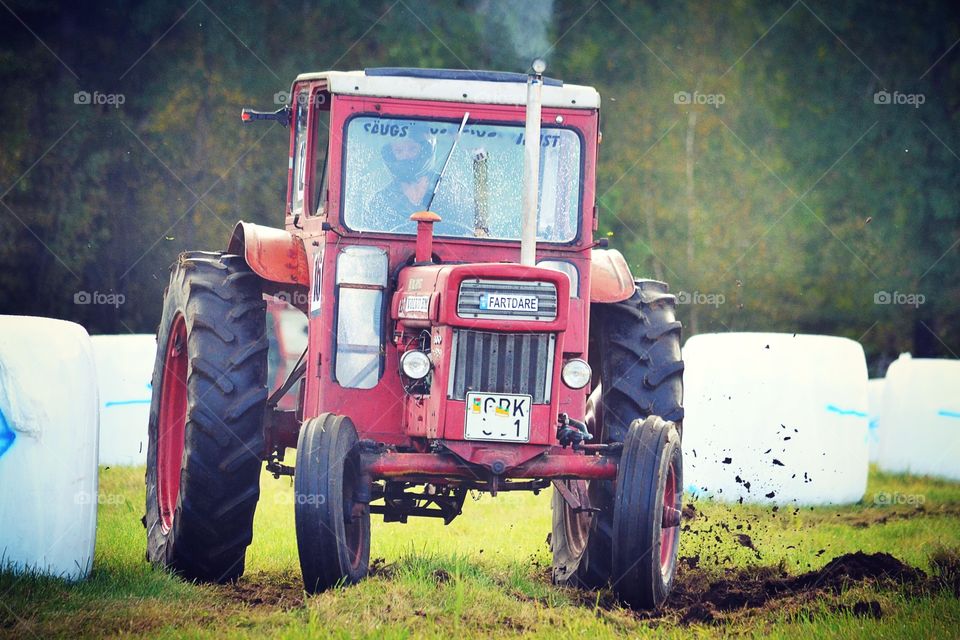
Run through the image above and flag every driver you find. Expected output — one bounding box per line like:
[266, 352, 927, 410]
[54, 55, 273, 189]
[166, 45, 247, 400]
[366, 129, 438, 223]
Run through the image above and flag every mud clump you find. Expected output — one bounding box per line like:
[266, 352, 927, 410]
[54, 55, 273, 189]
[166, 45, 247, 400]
[679, 601, 717, 625]
[791, 551, 924, 591]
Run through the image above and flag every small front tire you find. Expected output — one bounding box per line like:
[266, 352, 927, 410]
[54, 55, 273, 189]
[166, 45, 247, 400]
[611, 416, 683, 609]
[294, 413, 371, 593]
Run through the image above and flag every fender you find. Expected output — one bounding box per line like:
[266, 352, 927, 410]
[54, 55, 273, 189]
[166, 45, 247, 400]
[590, 249, 635, 303]
[227, 221, 310, 287]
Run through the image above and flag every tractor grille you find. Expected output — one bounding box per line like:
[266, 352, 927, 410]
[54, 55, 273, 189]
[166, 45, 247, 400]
[457, 279, 558, 321]
[448, 330, 555, 403]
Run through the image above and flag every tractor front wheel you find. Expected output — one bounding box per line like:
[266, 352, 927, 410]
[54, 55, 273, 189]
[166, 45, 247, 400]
[611, 416, 683, 609]
[294, 413, 371, 593]
[551, 279, 683, 596]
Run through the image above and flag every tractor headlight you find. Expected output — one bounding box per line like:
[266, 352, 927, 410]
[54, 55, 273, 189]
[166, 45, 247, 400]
[561, 359, 591, 389]
[400, 350, 432, 380]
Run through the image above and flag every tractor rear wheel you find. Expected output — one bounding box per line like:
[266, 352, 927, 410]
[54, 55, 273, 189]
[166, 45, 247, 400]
[612, 416, 683, 608]
[295, 413, 371, 593]
[552, 279, 683, 598]
[145, 252, 268, 582]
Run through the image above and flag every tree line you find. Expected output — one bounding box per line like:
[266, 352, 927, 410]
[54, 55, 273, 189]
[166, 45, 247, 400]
[1, 0, 957, 371]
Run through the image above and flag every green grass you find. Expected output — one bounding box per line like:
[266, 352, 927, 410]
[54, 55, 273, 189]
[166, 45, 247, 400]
[2, 466, 959, 638]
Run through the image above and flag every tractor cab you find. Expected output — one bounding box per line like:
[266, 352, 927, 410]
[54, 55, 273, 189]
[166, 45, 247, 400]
[147, 65, 684, 610]
[246, 68, 614, 466]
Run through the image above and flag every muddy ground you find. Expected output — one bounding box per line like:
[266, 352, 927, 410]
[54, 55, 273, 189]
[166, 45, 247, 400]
[216, 511, 960, 627]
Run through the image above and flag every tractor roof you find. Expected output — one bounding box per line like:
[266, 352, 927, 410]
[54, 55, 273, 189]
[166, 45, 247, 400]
[294, 68, 601, 110]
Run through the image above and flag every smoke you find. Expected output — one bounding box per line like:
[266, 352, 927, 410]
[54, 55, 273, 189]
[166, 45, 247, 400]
[477, 0, 555, 69]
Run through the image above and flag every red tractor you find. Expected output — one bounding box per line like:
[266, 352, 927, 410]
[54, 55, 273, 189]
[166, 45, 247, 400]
[145, 64, 684, 609]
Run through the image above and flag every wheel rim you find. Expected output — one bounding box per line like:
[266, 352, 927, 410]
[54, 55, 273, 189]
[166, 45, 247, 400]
[659, 457, 680, 579]
[562, 480, 592, 557]
[157, 314, 188, 534]
[342, 454, 365, 570]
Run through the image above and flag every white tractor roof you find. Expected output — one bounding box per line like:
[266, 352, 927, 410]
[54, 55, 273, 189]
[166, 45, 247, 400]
[294, 68, 601, 110]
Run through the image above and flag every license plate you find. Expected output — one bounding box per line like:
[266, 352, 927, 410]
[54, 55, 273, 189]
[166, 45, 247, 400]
[464, 392, 531, 442]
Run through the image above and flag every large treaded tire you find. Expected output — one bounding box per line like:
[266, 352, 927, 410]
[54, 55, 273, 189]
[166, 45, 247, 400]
[552, 279, 683, 595]
[295, 413, 371, 593]
[592, 279, 684, 441]
[145, 252, 268, 583]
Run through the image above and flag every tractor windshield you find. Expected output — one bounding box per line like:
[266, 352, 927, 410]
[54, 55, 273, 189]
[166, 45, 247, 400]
[341, 116, 582, 242]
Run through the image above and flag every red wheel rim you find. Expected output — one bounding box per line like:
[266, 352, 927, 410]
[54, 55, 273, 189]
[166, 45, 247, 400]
[659, 458, 680, 579]
[157, 314, 188, 534]
[562, 480, 592, 557]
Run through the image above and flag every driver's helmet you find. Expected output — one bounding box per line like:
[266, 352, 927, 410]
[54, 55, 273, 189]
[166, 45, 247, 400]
[381, 127, 435, 182]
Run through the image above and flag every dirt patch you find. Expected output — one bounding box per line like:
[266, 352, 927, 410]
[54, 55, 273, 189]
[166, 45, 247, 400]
[218, 572, 305, 610]
[843, 504, 960, 528]
[369, 556, 397, 578]
[664, 551, 925, 625]
[930, 547, 960, 596]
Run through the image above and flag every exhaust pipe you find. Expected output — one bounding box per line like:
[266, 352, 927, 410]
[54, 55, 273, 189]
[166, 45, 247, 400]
[520, 59, 546, 266]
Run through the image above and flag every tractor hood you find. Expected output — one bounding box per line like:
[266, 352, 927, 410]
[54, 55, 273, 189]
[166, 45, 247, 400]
[391, 262, 570, 332]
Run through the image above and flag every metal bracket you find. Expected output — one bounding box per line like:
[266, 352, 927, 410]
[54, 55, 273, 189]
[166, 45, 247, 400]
[552, 479, 599, 514]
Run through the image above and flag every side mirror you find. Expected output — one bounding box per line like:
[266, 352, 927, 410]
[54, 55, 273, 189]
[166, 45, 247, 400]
[240, 106, 291, 127]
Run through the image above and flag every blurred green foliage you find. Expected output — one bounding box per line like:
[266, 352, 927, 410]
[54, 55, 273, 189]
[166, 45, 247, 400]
[0, 0, 957, 367]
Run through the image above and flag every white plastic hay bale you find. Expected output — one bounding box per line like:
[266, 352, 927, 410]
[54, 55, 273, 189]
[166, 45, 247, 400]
[682, 332, 869, 505]
[875, 354, 960, 480]
[0, 316, 99, 580]
[91, 334, 156, 466]
[867, 378, 885, 462]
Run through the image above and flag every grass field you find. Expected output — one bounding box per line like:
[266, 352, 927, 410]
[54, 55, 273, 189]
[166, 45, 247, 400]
[2, 466, 959, 638]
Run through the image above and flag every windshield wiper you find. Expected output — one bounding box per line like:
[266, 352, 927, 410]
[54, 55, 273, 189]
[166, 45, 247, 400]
[425, 112, 470, 211]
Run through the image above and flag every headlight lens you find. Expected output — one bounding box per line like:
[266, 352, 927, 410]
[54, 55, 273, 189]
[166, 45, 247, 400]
[561, 359, 591, 389]
[400, 350, 431, 380]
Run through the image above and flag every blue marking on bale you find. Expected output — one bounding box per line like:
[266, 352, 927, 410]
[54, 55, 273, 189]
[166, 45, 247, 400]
[825, 404, 868, 418]
[0, 407, 15, 458]
[104, 399, 151, 408]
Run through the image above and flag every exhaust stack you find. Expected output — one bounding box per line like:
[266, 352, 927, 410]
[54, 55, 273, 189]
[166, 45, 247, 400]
[520, 59, 546, 266]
